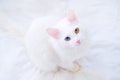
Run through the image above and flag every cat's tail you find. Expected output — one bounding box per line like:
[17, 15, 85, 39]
[0, 13, 26, 42]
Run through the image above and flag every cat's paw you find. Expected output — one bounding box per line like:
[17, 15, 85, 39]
[53, 70, 74, 80]
[68, 61, 81, 73]
[52, 66, 61, 74]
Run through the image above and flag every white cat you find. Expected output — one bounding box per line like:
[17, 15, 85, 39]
[0, 10, 120, 80]
[24, 11, 120, 80]
[25, 11, 88, 71]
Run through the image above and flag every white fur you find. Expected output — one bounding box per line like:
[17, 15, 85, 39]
[24, 11, 120, 80]
[25, 16, 90, 79]
[0, 0, 120, 80]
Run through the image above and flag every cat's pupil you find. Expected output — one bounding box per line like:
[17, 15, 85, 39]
[75, 27, 79, 34]
[65, 36, 71, 41]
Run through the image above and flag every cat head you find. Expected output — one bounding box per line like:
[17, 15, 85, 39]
[47, 11, 85, 49]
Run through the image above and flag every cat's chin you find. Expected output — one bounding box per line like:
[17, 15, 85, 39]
[68, 44, 81, 49]
[75, 43, 81, 46]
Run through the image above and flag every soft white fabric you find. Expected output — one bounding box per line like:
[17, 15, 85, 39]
[0, 0, 120, 80]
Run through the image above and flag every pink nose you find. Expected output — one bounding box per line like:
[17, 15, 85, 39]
[76, 40, 80, 44]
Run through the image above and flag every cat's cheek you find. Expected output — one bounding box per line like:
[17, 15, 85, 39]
[63, 42, 69, 47]
[61, 41, 70, 48]
[79, 33, 84, 40]
[69, 40, 80, 47]
[57, 40, 67, 47]
[66, 41, 75, 48]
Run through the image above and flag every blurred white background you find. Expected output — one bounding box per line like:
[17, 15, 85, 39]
[0, 0, 119, 80]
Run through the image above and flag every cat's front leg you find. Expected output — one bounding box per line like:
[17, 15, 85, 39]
[39, 66, 73, 80]
[68, 61, 81, 73]
[36, 53, 68, 80]
[60, 61, 81, 73]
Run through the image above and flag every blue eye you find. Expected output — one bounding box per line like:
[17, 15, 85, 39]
[64, 36, 71, 41]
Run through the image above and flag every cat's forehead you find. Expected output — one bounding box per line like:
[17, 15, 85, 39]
[56, 18, 79, 32]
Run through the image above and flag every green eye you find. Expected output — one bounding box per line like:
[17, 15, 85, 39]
[74, 27, 80, 34]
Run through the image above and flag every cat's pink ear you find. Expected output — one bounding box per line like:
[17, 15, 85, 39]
[67, 11, 77, 22]
[47, 28, 59, 39]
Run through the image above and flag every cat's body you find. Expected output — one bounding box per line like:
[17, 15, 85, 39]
[25, 15, 88, 70]
[24, 12, 120, 80]
[25, 13, 90, 80]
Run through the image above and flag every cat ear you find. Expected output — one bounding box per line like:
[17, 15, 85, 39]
[67, 10, 77, 22]
[47, 28, 59, 39]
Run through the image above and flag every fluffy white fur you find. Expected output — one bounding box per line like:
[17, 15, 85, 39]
[25, 13, 88, 69]
[24, 11, 120, 80]
[0, 0, 120, 80]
